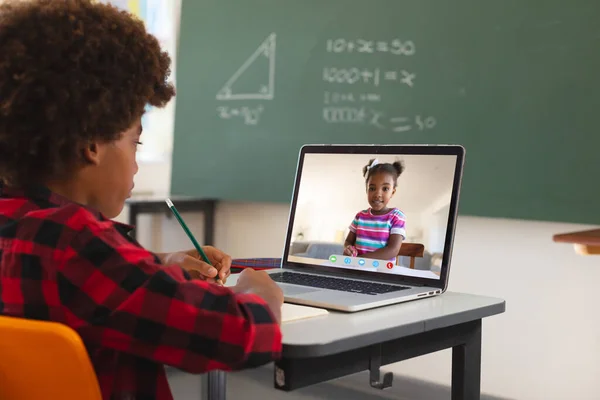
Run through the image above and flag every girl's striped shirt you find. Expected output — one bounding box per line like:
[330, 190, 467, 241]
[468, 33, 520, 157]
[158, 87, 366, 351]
[349, 207, 406, 259]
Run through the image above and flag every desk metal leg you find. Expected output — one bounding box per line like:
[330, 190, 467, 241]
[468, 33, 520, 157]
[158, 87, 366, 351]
[202, 371, 226, 400]
[452, 319, 482, 400]
[204, 200, 215, 246]
[128, 205, 139, 241]
[275, 319, 483, 399]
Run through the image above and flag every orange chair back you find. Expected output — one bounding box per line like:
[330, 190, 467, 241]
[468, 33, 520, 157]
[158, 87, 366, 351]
[0, 315, 102, 400]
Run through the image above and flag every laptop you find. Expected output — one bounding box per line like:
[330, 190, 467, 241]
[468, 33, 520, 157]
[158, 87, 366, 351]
[265, 144, 465, 312]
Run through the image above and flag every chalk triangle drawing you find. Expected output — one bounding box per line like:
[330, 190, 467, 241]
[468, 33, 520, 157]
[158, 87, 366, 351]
[216, 33, 276, 101]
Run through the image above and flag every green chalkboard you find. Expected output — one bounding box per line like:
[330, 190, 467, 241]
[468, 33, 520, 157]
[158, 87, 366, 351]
[172, 0, 600, 224]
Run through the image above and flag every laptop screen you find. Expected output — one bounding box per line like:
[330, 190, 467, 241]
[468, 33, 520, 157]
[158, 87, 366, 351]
[285, 150, 460, 282]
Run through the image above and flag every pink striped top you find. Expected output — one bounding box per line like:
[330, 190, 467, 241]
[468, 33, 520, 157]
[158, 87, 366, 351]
[349, 208, 406, 259]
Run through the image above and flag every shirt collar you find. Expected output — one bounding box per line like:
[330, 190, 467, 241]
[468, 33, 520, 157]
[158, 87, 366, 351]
[0, 181, 134, 232]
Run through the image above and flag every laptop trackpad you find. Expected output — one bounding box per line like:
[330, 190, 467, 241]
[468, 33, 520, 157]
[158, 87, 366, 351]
[280, 284, 320, 296]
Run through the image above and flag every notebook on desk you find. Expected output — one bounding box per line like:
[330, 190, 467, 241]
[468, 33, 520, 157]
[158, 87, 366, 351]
[264, 144, 465, 312]
[281, 303, 328, 322]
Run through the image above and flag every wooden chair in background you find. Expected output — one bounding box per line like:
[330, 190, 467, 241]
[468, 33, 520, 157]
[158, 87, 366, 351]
[396, 242, 425, 269]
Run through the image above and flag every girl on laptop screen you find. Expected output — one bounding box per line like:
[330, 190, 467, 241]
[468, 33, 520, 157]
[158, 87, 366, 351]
[343, 159, 406, 262]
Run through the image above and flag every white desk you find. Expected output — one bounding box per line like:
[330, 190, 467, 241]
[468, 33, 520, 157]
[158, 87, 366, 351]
[201, 275, 505, 400]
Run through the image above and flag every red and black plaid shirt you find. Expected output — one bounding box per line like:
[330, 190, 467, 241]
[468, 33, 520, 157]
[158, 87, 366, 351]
[0, 183, 282, 400]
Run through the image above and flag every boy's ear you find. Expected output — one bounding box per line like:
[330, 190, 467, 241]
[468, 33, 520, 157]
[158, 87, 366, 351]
[81, 141, 102, 166]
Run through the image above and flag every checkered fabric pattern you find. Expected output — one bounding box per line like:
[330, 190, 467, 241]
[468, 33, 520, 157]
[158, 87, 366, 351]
[0, 183, 282, 400]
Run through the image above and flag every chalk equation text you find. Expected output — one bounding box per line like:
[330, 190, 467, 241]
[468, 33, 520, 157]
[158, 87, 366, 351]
[324, 91, 382, 104]
[326, 38, 415, 56]
[322, 107, 436, 132]
[322, 67, 415, 87]
[217, 105, 264, 125]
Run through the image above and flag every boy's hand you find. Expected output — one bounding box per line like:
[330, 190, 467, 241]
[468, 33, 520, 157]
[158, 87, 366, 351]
[231, 268, 283, 324]
[158, 246, 232, 284]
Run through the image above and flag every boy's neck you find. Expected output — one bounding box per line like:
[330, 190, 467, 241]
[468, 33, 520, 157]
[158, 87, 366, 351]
[45, 179, 91, 208]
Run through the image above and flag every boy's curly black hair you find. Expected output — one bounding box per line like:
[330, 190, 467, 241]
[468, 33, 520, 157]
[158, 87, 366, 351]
[0, 0, 175, 186]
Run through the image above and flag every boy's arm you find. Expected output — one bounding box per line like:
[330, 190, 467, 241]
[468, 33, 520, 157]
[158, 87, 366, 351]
[58, 224, 282, 374]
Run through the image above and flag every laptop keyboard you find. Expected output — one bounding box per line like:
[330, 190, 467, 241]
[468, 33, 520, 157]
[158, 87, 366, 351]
[269, 271, 409, 296]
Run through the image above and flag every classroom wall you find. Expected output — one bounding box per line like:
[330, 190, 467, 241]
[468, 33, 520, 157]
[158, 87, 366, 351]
[121, 162, 600, 400]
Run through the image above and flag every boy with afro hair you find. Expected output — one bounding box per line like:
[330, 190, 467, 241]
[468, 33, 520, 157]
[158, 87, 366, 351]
[0, 1, 283, 399]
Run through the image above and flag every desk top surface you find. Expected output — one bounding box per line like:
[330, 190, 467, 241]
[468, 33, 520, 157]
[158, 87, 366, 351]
[226, 275, 504, 357]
